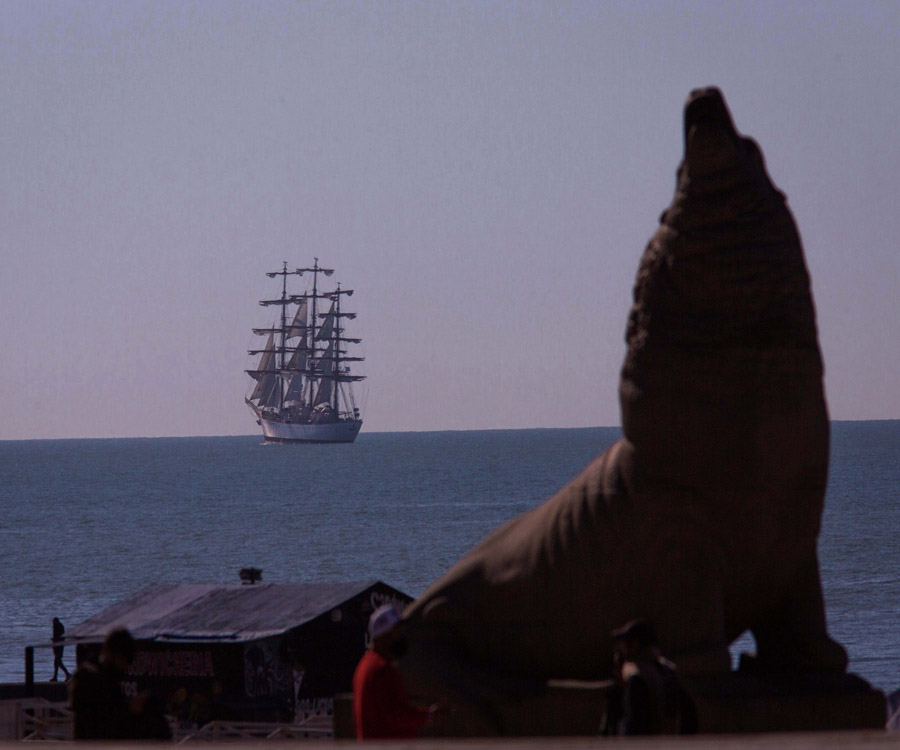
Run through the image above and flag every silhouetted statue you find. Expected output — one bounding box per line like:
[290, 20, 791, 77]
[396, 88, 848, 733]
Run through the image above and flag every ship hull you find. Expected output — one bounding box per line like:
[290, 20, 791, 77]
[259, 417, 362, 444]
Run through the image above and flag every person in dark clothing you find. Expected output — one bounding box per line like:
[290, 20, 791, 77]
[601, 619, 697, 735]
[51, 617, 70, 681]
[69, 628, 171, 741]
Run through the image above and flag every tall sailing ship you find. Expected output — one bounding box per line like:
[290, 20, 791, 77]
[246, 260, 365, 443]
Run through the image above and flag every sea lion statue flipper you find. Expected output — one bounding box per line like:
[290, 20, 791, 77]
[750, 553, 848, 672]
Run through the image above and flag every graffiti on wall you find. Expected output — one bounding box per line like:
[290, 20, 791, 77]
[128, 649, 215, 678]
[243, 638, 292, 699]
[295, 696, 333, 722]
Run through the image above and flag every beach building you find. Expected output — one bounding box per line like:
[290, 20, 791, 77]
[61, 580, 412, 726]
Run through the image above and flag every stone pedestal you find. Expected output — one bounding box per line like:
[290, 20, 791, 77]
[682, 672, 885, 734]
[376, 673, 884, 737]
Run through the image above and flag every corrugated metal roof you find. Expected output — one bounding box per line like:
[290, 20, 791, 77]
[66, 581, 385, 643]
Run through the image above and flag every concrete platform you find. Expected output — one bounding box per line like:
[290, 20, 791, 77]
[0, 732, 896, 748]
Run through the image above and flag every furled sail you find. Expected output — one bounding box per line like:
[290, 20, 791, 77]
[258, 372, 281, 408]
[284, 343, 308, 403]
[250, 333, 278, 404]
[313, 343, 335, 406]
[286, 300, 308, 341]
[316, 301, 336, 341]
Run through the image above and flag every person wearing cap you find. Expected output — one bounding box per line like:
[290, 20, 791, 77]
[601, 618, 697, 735]
[352, 604, 431, 739]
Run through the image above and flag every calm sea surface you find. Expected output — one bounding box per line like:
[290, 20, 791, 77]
[0, 423, 897, 693]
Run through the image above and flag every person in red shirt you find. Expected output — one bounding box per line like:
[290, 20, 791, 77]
[352, 604, 431, 739]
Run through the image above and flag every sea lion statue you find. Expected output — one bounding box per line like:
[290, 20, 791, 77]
[396, 87, 848, 731]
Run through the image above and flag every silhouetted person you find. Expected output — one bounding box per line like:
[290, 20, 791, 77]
[51, 617, 70, 681]
[69, 628, 170, 740]
[352, 604, 431, 739]
[601, 619, 697, 735]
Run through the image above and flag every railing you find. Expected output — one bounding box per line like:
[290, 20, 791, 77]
[175, 717, 332, 743]
[18, 699, 73, 741]
[11, 698, 332, 743]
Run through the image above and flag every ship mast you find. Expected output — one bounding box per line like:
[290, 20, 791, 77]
[295, 258, 334, 414]
[333, 288, 341, 414]
[322, 283, 365, 415]
[279, 262, 288, 410]
[252, 262, 306, 412]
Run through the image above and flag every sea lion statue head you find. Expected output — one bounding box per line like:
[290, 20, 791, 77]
[622, 86, 824, 489]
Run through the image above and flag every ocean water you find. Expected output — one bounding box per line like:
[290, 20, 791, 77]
[0, 423, 897, 694]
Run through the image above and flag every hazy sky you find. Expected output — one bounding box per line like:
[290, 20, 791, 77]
[2, 1, 898, 440]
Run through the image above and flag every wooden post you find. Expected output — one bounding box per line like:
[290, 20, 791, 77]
[24, 646, 34, 696]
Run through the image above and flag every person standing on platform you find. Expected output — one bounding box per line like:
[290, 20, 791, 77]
[352, 604, 432, 739]
[51, 617, 70, 682]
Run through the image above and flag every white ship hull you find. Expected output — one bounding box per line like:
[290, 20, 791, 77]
[259, 417, 362, 444]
